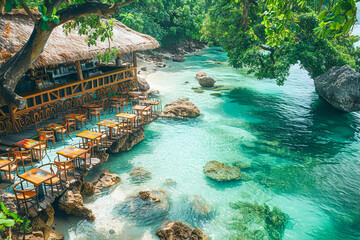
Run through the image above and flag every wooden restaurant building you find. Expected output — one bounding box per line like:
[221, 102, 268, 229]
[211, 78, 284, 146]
[0, 11, 159, 135]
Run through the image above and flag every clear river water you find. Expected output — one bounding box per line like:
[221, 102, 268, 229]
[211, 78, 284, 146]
[55, 47, 360, 240]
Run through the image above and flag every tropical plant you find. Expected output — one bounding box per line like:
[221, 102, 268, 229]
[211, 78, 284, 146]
[0, 202, 31, 240]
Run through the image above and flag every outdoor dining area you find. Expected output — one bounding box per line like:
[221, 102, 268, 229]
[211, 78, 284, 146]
[0, 91, 162, 215]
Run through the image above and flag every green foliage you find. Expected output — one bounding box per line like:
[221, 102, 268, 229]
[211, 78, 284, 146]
[202, 0, 360, 85]
[118, 0, 213, 46]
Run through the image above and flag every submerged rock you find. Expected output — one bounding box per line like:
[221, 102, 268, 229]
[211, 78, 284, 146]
[58, 188, 95, 221]
[163, 178, 177, 188]
[194, 89, 204, 93]
[233, 160, 251, 170]
[160, 99, 200, 118]
[314, 65, 360, 112]
[210, 93, 222, 97]
[114, 190, 170, 226]
[203, 161, 241, 181]
[186, 195, 215, 222]
[130, 167, 152, 183]
[228, 201, 288, 240]
[92, 170, 121, 193]
[156, 221, 208, 240]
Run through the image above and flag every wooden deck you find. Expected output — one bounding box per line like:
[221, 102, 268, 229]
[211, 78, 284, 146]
[0, 98, 160, 216]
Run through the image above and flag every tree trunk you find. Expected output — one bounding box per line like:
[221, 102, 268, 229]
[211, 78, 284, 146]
[0, 25, 52, 109]
[241, 0, 250, 30]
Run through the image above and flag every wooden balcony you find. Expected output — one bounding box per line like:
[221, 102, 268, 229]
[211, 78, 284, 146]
[0, 67, 138, 134]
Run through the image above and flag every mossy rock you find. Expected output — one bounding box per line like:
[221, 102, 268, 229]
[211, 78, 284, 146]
[210, 93, 222, 97]
[194, 89, 204, 93]
[203, 161, 241, 181]
[240, 173, 251, 181]
[191, 87, 199, 90]
[233, 161, 251, 170]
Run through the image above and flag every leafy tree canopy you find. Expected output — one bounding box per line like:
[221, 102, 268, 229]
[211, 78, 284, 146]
[201, 0, 360, 85]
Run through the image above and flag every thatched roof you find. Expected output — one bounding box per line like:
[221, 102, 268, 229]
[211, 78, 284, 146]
[0, 11, 159, 68]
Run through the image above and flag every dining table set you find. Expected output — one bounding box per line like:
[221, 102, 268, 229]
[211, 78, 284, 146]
[0, 90, 161, 214]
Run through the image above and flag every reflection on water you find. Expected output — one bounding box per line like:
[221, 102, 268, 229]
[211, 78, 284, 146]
[55, 47, 360, 240]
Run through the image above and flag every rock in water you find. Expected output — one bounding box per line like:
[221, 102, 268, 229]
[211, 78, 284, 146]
[92, 170, 121, 193]
[187, 195, 214, 222]
[156, 221, 208, 240]
[137, 76, 150, 91]
[314, 65, 360, 112]
[172, 55, 185, 62]
[196, 72, 207, 79]
[228, 201, 288, 240]
[203, 161, 241, 181]
[58, 188, 95, 221]
[114, 190, 170, 226]
[198, 76, 216, 87]
[159, 99, 200, 118]
[130, 167, 152, 183]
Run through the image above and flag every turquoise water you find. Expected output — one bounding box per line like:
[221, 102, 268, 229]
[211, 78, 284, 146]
[56, 48, 360, 239]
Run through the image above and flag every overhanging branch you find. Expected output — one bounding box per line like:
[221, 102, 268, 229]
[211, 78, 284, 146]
[52, 0, 136, 28]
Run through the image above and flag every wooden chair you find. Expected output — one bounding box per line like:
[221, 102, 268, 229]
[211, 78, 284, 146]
[64, 118, 76, 133]
[33, 135, 48, 161]
[110, 100, 124, 114]
[54, 123, 68, 142]
[77, 109, 88, 129]
[90, 127, 108, 150]
[78, 144, 92, 170]
[140, 106, 152, 124]
[12, 149, 33, 173]
[13, 181, 38, 214]
[54, 155, 75, 182]
[89, 107, 102, 122]
[38, 128, 56, 145]
[0, 152, 17, 182]
[39, 163, 64, 196]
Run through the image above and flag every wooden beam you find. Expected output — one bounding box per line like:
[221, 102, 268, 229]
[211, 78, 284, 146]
[133, 51, 137, 67]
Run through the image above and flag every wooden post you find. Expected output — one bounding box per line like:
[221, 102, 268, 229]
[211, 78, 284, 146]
[9, 103, 19, 133]
[75, 60, 85, 93]
[133, 51, 137, 67]
[75, 61, 84, 81]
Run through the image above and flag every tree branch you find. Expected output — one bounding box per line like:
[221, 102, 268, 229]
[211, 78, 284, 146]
[21, 3, 37, 23]
[47, 0, 66, 18]
[52, 0, 136, 28]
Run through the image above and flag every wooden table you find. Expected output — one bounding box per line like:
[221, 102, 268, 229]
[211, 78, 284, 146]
[128, 91, 143, 104]
[131, 105, 149, 124]
[115, 113, 137, 132]
[57, 146, 87, 169]
[45, 123, 65, 130]
[64, 113, 84, 119]
[76, 130, 102, 152]
[57, 146, 87, 159]
[19, 168, 56, 199]
[14, 139, 40, 149]
[97, 119, 120, 139]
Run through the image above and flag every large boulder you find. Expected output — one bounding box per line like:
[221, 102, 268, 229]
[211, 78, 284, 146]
[314, 65, 360, 112]
[130, 167, 152, 183]
[58, 188, 95, 221]
[203, 161, 241, 181]
[31, 205, 64, 240]
[156, 221, 208, 240]
[137, 76, 150, 91]
[195, 72, 216, 87]
[159, 99, 200, 118]
[198, 77, 216, 87]
[92, 170, 121, 193]
[113, 190, 170, 226]
[109, 127, 145, 153]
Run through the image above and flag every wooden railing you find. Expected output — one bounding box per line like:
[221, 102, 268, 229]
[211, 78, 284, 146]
[21, 67, 137, 113]
[0, 67, 138, 134]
